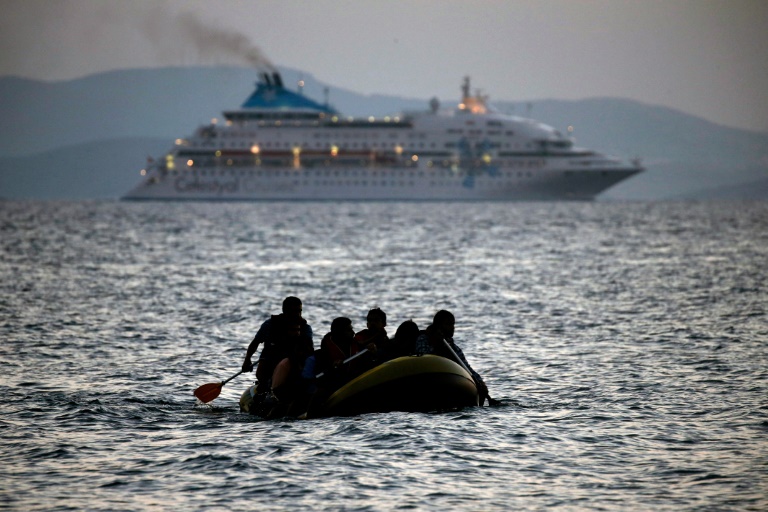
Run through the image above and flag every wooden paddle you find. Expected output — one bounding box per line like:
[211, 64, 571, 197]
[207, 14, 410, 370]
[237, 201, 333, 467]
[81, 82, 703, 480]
[438, 338, 501, 407]
[194, 370, 244, 403]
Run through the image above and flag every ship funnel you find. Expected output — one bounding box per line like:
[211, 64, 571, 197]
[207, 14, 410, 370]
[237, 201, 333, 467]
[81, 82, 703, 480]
[262, 73, 272, 86]
[273, 73, 284, 88]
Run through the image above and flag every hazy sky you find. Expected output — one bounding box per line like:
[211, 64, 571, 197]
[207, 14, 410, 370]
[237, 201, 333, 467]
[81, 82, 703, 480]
[1, 0, 767, 132]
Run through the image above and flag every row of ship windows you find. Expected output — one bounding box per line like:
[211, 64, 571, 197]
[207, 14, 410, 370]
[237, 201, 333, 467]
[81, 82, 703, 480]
[216, 129, 513, 139]
[226, 117, 505, 127]
[446, 128, 511, 136]
[179, 158, 545, 169]
[289, 181, 407, 187]
[193, 141, 536, 150]
[216, 131, 427, 139]
[166, 169, 536, 179]
[271, 178, 528, 187]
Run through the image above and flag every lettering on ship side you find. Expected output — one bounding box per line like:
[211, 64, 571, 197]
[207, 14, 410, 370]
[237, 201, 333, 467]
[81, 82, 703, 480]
[174, 177, 239, 195]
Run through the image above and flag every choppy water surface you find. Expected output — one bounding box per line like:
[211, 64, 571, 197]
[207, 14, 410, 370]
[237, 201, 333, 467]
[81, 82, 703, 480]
[1, 200, 766, 511]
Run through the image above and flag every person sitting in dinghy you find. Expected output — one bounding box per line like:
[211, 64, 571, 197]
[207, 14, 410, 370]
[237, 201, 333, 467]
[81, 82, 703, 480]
[379, 319, 419, 362]
[315, 317, 369, 383]
[353, 307, 388, 364]
[414, 310, 490, 404]
[302, 316, 374, 417]
[241, 296, 314, 402]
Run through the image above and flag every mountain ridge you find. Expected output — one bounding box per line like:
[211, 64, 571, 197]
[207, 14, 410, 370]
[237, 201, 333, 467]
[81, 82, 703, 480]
[1, 66, 766, 200]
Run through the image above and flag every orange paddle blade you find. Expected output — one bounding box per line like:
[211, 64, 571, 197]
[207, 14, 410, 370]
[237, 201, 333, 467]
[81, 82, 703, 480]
[194, 382, 223, 403]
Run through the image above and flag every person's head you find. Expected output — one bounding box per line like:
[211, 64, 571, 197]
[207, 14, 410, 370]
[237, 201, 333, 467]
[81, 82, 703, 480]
[366, 307, 387, 330]
[331, 317, 354, 342]
[394, 320, 419, 342]
[433, 310, 455, 338]
[282, 296, 303, 322]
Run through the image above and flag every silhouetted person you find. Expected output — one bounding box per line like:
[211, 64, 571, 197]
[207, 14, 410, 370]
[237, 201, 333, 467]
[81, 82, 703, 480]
[303, 317, 366, 417]
[315, 317, 364, 382]
[354, 307, 388, 363]
[414, 310, 490, 404]
[241, 296, 314, 401]
[380, 319, 420, 361]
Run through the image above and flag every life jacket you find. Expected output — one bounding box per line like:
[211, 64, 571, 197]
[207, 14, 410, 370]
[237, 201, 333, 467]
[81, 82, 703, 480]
[354, 328, 388, 350]
[320, 332, 359, 364]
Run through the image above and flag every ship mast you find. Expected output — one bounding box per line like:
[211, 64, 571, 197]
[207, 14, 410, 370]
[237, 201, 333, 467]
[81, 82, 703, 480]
[459, 76, 487, 114]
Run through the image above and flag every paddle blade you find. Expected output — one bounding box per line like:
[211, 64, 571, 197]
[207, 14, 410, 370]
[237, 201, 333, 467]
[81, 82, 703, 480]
[194, 382, 223, 403]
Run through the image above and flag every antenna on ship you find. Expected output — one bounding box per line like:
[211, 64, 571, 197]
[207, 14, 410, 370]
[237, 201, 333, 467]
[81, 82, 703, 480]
[462, 76, 470, 100]
[298, 74, 305, 95]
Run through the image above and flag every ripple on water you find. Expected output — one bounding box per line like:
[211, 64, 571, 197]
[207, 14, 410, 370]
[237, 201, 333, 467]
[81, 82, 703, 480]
[1, 200, 767, 510]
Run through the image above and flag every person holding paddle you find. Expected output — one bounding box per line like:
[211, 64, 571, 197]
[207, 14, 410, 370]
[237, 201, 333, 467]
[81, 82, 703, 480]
[194, 297, 312, 405]
[301, 316, 369, 417]
[315, 317, 366, 382]
[241, 296, 314, 402]
[353, 307, 388, 362]
[414, 310, 492, 405]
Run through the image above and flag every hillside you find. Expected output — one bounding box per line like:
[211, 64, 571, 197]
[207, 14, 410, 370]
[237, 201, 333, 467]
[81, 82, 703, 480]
[0, 138, 169, 199]
[0, 66, 424, 158]
[1, 66, 766, 200]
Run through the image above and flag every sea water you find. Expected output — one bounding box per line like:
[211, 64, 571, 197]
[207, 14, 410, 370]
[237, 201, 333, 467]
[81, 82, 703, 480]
[1, 200, 766, 511]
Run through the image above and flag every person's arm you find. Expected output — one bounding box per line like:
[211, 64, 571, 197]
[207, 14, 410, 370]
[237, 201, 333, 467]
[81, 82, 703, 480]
[295, 334, 315, 361]
[302, 323, 313, 344]
[314, 336, 333, 375]
[242, 320, 270, 372]
[451, 342, 483, 382]
[450, 341, 489, 400]
[354, 329, 380, 355]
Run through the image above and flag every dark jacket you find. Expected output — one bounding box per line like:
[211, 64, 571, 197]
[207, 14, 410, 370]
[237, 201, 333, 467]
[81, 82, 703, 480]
[252, 314, 314, 366]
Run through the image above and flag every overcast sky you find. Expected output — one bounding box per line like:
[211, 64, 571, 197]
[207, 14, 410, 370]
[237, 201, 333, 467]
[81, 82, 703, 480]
[1, 0, 767, 132]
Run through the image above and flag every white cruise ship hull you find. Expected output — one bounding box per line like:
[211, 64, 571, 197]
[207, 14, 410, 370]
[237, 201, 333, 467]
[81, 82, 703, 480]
[124, 162, 639, 201]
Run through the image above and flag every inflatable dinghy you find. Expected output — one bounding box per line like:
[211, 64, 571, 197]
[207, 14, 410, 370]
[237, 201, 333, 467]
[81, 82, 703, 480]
[239, 354, 479, 418]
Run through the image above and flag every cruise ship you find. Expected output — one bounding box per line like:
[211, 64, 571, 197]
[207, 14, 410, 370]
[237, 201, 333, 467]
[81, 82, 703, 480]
[123, 72, 642, 201]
